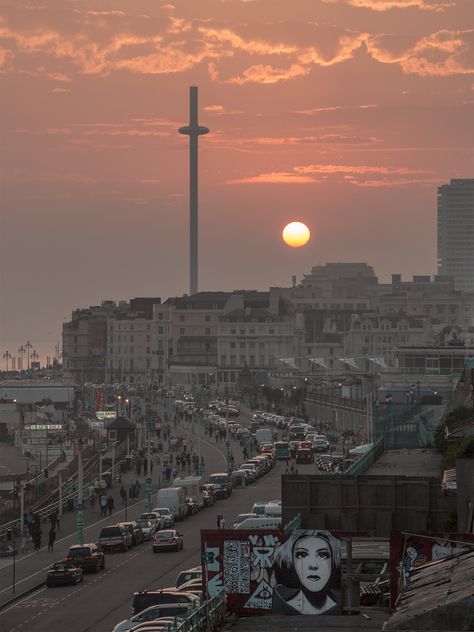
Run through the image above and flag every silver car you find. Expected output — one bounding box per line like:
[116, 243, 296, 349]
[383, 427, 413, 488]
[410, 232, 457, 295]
[137, 519, 156, 541]
[113, 604, 191, 632]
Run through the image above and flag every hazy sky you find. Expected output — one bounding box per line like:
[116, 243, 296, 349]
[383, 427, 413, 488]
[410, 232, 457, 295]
[1, 0, 473, 361]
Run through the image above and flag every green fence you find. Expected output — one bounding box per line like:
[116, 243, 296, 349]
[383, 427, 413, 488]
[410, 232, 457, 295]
[172, 589, 227, 632]
[346, 436, 385, 476]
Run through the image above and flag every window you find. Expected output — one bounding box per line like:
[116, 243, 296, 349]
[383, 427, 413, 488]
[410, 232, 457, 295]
[146, 335, 150, 342]
[179, 315, 185, 322]
[249, 355, 255, 366]
[231, 329, 236, 334]
[73, 336, 78, 343]
[158, 326, 163, 334]
[158, 313, 163, 320]
[240, 342, 245, 348]
[130, 335, 134, 342]
[158, 340, 163, 351]
[130, 325, 134, 330]
[205, 328, 211, 335]
[130, 347, 134, 354]
[240, 355, 246, 364]
[230, 355, 236, 366]
[230, 342, 236, 349]
[240, 329, 245, 335]
[269, 329, 274, 334]
[146, 347, 150, 354]
[180, 328, 185, 335]
[221, 354, 226, 366]
[205, 315, 211, 322]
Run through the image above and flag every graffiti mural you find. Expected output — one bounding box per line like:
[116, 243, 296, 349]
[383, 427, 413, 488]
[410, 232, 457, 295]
[389, 530, 474, 606]
[202, 529, 341, 615]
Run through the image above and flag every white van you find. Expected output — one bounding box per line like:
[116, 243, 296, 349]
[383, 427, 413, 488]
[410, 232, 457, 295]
[264, 503, 282, 518]
[234, 517, 281, 530]
[173, 476, 204, 510]
[156, 487, 187, 521]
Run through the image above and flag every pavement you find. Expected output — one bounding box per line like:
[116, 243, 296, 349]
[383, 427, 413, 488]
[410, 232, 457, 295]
[365, 448, 442, 477]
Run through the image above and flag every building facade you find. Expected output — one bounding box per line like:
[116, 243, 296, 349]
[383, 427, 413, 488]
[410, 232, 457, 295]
[438, 178, 474, 292]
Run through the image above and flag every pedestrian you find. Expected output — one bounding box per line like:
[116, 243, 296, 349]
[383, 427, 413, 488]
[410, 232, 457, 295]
[100, 493, 108, 517]
[216, 514, 221, 529]
[33, 526, 42, 551]
[90, 488, 97, 511]
[48, 527, 56, 551]
[107, 495, 114, 516]
[220, 516, 226, 529]
[120, 485, 127, 506]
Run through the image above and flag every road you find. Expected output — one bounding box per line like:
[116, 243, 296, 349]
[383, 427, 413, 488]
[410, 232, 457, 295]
[0, 412, 311, 632]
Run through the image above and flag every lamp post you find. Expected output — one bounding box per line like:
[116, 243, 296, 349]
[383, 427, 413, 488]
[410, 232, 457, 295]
[3, 350, 12, 371]
[76, 447, 84, 546]
[385, 394, 394, 450]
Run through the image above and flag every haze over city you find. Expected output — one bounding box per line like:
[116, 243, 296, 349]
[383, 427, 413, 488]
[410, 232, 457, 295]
[1, 0, 473, 359]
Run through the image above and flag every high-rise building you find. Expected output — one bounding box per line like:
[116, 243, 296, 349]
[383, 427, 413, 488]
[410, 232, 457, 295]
[437, 179, 474, 292]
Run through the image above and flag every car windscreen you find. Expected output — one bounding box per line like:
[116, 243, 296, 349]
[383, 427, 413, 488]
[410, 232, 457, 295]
[138, 520, 151, 528]
[158, 531, 175, 539]
[208, 475, 228, 485]
[100, 527, 121, 537]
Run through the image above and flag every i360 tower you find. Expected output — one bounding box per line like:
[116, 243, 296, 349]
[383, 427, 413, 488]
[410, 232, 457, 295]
[179, 86, 209, 296]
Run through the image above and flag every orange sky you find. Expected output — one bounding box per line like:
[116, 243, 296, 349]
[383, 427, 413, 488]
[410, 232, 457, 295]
[1, 0, 473, 359]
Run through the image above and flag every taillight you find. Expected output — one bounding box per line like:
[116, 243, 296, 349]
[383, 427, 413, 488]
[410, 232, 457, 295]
[85, 555, 94, 560]
[65, 556, 72, 561]
[152, 538, 157, 544]
[172, 538, 177, 543]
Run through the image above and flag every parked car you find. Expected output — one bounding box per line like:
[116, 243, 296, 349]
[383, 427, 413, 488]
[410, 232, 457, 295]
[119, 521, 144, 546]
[99, 525, 132, 552]
[131, 590, 199, 615]
[296, 448, 313, 464]
[175, 579, 203, 596]
[137, 519, 157, 541]
[186, 498, 199, 515]
[202, 490, 214, 507]
[207, 473, 232, 497]
[152, 507, 174, 527]
[128, 621, 185, 632]
[152, 530, 184, 552]
[46, 562, 83, 587]
[113, 604, 192, 632]
[202, 483, 221, 500]
[65, 543, 105, 572]
[175, 566, 202, 588]
[140, 512, 165, 531]
[233, 513, 257, 528]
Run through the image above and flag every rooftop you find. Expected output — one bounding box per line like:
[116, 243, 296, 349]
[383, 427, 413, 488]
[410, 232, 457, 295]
[366, 449, 442, 478]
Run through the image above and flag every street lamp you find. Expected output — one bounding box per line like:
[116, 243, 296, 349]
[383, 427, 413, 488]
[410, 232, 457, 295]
[385, 394, 394, 450]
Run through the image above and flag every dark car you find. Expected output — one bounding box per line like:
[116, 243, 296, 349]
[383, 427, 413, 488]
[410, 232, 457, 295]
[99, 524, 132, 552]
[65, 543, 105, 573]
[46, 562, 83, 587]
[131, 590, 199, 615]
[207, 473, 232, 497]
[296, 448, 313, 464]
[119, 521, 144, 546]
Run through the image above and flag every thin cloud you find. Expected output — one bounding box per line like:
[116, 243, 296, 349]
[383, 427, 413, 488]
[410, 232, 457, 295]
[294, 104, 378, 114]
[334, 0, 454, 11]
[226, 171, 318, 184]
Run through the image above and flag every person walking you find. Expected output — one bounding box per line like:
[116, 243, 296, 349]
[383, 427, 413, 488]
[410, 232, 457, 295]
[220, 516, 226, 529]
[89, 488, 97, 511]
[120, 485, 127, 506]
[107, 495, 114, 516]
[33, 526, 42, 551]
[216, 514, 221, 529]
[48, 527, 56, 551]
[100, 493, 108, 517]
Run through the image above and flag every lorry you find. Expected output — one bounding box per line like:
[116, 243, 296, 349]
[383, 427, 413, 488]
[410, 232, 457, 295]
[255, 428, 273, 445]
[155, 487, 188, 521]
[173, 476, 204, 510]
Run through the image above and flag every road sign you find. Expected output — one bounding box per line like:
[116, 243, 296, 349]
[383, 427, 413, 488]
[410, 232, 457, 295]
[96, 411, 117, 420]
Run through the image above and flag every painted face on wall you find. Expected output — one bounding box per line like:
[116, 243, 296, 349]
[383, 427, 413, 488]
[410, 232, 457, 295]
[292, 536, 332, 593]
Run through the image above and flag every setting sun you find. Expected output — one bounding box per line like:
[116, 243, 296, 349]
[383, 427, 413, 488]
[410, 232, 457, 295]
[282, 221, 310, 248]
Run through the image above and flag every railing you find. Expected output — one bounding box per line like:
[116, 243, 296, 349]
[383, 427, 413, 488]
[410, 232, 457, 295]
[172, 589, 226, 632]
[346, 436, 385, 476]
[0, 458, 125, 541]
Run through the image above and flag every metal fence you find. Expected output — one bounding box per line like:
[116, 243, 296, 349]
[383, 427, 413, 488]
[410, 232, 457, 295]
[173, 589, 227, 632]
[346, 436, 385, 476]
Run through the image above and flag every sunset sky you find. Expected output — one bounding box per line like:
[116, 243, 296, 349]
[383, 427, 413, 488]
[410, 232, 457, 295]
[1, 0, 473, 360]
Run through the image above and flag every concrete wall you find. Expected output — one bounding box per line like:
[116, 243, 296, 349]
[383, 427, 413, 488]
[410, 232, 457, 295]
[282, 474, 456, 536]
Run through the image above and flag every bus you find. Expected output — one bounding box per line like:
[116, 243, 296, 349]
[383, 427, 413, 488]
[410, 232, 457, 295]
[274, 441, 290, 460]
